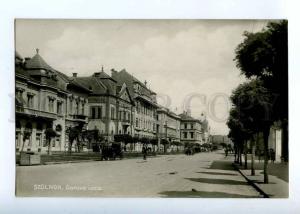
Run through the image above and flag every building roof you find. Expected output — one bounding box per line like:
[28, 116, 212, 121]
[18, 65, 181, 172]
[73, 77, 106, 94]
[25, 49, 54, 71]
[17, 49, 90, 93]
[112, 69, 156, 102]
[179, 112, 201, 123]
[15, 51, 23, 60]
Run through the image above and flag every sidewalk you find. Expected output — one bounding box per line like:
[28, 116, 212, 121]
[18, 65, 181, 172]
[234, 161, 289, 198]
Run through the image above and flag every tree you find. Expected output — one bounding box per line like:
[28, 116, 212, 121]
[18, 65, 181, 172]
[45, 128, 57, 155]
[227, 108, 250, 167]
[67, 125, 82, 154]
[235, 20, 288, 161]
[83, 128, 104, 152]
[229, 80, 274, 183]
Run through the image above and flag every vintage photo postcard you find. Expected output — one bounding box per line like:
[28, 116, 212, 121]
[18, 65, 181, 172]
[15, 19, 288, 198]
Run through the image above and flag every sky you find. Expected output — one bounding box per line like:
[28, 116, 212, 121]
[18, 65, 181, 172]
[15, 19, 268, 135]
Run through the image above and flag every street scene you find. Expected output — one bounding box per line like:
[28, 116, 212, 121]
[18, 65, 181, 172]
[17, 151, 262, 197]
[15, 19, 288, 198]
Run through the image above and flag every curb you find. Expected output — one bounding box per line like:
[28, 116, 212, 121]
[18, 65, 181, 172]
[232, 163, 269, 198]
[43, 159, 102, 165]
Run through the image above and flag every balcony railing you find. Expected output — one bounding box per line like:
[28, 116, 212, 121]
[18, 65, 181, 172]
[71, 114, 88, 120]
[16, 107, 57, 119]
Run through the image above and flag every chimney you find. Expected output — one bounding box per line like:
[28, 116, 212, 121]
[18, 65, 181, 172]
[111, 68, 117, 77]
[72, 73, 77, 77]
[144, 80, 147, 87]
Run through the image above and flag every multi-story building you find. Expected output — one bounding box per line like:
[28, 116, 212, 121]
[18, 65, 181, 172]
[111, 69, 159, 141]
[15, 49, 90, 153]
[73, 68, 135, 143]
[157, 106, 181, 151]
[179, 110, 203, 146]
[16, 49, 211, 154]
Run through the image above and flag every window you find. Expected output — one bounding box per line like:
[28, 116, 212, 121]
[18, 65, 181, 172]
[191, 124, 194, 129]
[111, 107, 115, 119]
[90, 106, 102, 119]
[190, 132, 194, 139]
[48, 98, 54, 112]
[90, 107, 96, 118]
[69, 99, 73, 114]
[75, 101, 79, 115]
[184, 123, 187, 129]
[27, 94, 34, 108]
[184, 132, 187, 138]
[136, 118, 138, 127]
[16, 88, 24, 100]
[97, 106, 102, 119]
[81, 103, 85, 115]
[57, 101, 62, 114]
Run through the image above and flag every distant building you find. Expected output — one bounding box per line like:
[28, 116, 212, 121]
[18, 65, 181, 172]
[179, 111, 203, 146]
[157, 106, 181, 151]
[211, 135, 230, 145]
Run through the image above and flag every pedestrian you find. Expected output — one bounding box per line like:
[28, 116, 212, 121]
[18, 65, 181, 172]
[270, 149, 275, 163]
[142, 144, 147, 160]
[225, 148, 228, 157]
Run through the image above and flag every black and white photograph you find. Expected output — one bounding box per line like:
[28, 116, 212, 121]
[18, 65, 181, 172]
[15, 19, 288, 198]
[1, 0, 300, 213]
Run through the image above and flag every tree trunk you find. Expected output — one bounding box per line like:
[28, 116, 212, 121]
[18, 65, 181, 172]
[263, 127, 270, 184]
[244, 141, 248, 169]
[69, 139, 73, 154]
[47, 138, 52, 155]
[239, 144, 243, 166]
[251, 135, 257, 176]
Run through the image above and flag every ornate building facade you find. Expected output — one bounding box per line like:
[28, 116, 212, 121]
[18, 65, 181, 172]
[73, 69, 135, 142]
[111, 69, 159, 140]
[15, 50, 90, 153]
[15, 49, 210, 153]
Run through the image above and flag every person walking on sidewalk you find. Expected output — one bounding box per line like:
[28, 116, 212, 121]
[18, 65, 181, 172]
[270, 148, 275, 163]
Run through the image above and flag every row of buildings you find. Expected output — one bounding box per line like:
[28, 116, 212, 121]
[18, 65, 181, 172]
[15, 49, 210, 153]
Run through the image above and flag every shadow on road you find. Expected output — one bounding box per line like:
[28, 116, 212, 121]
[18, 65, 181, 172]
[196, 172, 238, 176]
[208, 160, 235, 170]
[158, 190, 259, 198]
[185, 177, 249, 185]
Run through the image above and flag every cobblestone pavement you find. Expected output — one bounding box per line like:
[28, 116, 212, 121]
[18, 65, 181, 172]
[16, 151, 262, 197]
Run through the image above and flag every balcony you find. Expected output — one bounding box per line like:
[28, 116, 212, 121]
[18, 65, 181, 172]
[120, 119, 131, 125]
[69, 114, 88, 122]
[16, 106, 57, 120]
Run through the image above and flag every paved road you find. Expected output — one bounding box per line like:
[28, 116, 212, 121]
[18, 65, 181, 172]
[16, 151, 262, 197]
